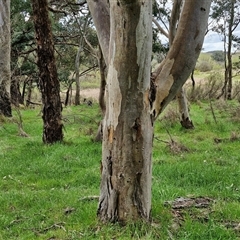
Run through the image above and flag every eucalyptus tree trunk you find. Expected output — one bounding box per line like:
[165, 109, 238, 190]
[88, 0, 211, 223]
[31, 0, 63, 143]
[226, 0, 234, 100]
[97, 1, 153, 222]
[0, 0, 12, 117]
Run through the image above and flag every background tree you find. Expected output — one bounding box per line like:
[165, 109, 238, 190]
[11, 0, 36, 106]
[212, 0, 240, 100]
[88, 0, 211, 223]
[211, 51, 225, 62]
[49, 0, 98, 106]
[10, 0, 98, 107]
[31, 0, 63, 143]
[0, 0, 12, 117]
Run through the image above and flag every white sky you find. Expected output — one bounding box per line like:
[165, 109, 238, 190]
[202, 26, 240, 52]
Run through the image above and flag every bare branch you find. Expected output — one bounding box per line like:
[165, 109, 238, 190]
[152, 17, 169, 38]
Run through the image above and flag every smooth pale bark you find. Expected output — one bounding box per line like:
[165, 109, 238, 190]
[0, 0, 12, 117]
[86, 0, 110, 64]
[151, 0, 211, 119]
[169, 0, 194, 129]
[169, 0, 182, 45]
[31, 0, 63, 143]
[97, 0, 153, 222]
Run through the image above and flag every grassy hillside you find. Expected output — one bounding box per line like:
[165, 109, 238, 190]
[0, 101, 240, 239]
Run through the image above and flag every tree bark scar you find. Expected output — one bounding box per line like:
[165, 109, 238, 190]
[132, 117, 142, 141]
[107, 152, 112, 177]
[108, 126, 114, 143]
[194, 29, 199, 40]
[108, 189, 119, 222]
[195, 43, 201, 53]
[133, 172, 144, 217]
[149, 74, 156, 109]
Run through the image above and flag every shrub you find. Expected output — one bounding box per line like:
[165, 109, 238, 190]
[196, 60, 213, 72]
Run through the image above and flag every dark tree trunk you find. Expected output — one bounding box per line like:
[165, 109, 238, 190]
[226, 0, 234, 100]
[31, 0, 63, 143]
[98, 46, 107, 115]
[0, 85, 12, 117]
[11, 77, 24, 106]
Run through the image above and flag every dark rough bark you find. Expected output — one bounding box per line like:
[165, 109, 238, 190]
[98, 46, 106, 116]
[226, 0, 234, 100]
[31, 0, 63, 143]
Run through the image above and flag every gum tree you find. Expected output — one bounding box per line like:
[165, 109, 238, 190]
[87, 0, 211, 223]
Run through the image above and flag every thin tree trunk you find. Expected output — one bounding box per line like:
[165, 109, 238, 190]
[31, 0, 63, 143]
[75, 45, 81, 105]
[0, 0, 12, 117]
[227, 0, 234, 100]
[217, 20, 228, 100]
[26, 78, 33, 107]
[176, 88, 194, 129]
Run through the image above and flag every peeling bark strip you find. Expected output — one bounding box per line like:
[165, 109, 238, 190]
[31, 0, 63, 143]
[98, 0, 153, 223]
[151, 0, 211, 119]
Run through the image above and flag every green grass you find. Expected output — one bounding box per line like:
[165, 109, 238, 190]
[0, 100, 240, 239]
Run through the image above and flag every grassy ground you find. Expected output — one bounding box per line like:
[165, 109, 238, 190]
[0, 99, 240, 239]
